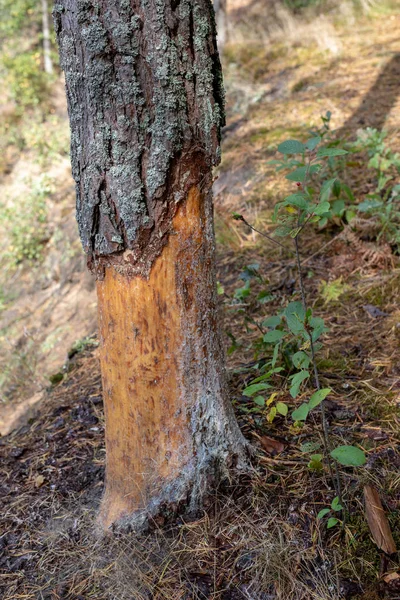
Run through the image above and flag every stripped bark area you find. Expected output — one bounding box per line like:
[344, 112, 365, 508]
[54, 0, 225, 277]
[97, 186, 246, 529]
[55, 0, 248, 529]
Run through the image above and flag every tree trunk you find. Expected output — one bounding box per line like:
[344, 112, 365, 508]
[54, 0, 248, 530]
[41, 0, 53, 74]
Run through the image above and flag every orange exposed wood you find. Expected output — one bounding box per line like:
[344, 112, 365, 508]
[97, 186, 236, 529]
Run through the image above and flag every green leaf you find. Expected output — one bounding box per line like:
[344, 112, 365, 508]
[331, 496, 343, 512]
[249, 368, 282, 384]
[305, 136, 321, 151]
[262, 315, 281, 329]
[332, 199, 345, 216]
[358, 198, 383, 213]
[240, 263, 260, 281]
[263, 330, 285, 343]
[308, 454, 323, 471]
[341, 184, 355, 202]
[314, 201, 331, 216]
[272, 201, 284, 222]
[317, 147, 348, 157]
[309, 317, 327, 342]
[290, 370, 310, 398]
[274, 224, 293, 237]
[248, 373, 271, 385]
[234, 281, 251, 300]
[330, 445, 366, 467]
[283, 193, 308, 210]
[327, 517, 339, 529]
[320, 177, 337, 202]
[317, 216, 329, 228]
[284, 301, 306, 334]
[286, 164, 321, 182]
[257, 290, 274, 304]
[368, 153, 380, 169]
[243, 383, 272, 397]
[291, 402, 309, 421]
[317, 508, 330, 519]
[253, 396, 265, 407]
[308, 388, 331, 409]
[333, 179, 342, 198]
[278, 140, 305, 154]
[292, 351, 311, 369]
[276, 401, 288, 416]
[310, 453, 323, 462]
[267, 406, 277, 422]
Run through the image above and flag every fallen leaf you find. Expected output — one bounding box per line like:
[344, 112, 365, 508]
[35, 475, 45, 488]
[258, 435, 285, 455]
[383, 572, 400, 584]
[364, 486, 396, 554]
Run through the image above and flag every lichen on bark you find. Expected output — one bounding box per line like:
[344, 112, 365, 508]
[54, 0, 225, 276]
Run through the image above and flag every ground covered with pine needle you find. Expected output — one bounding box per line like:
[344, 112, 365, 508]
[1, 2, 400, 599]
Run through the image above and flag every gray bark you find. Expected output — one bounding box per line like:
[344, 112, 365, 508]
[53, 0, 225, 277]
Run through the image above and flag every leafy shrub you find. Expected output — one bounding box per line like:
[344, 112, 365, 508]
[231, 126, 370, 523]
[1, 175, 52, 265]
[2, 51, 51, 110]
[351, 128, 400, 250]
[23, 116, 70, 164]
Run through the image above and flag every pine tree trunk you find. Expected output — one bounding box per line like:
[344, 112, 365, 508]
[54, 0, 248, 530]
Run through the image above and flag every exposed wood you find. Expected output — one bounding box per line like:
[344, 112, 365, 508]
[97, 186, 247, 529]
[364, 485, 397, 555]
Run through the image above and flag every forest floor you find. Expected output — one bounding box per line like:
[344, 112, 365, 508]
[1, 2, 400, 599]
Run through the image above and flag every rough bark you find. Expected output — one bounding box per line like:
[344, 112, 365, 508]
[54, 0, 225, 277]
[55, 0, 248, 530]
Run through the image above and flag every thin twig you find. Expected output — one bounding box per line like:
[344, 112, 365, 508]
[234, 215, 295, 255]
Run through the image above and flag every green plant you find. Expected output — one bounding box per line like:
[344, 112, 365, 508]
[0, 175, 52, 265]
[67, 336, 99, 360]
[0, 0, 56, 112]
[23, 116, 70, 164]
[317, 495, 343, 529]
[2, 51, 50, 110]
[267, 114, 356, 228]
[233, 130, 368, 513]
[319, 277, 350, 304]
[351, 128, 400, 250]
